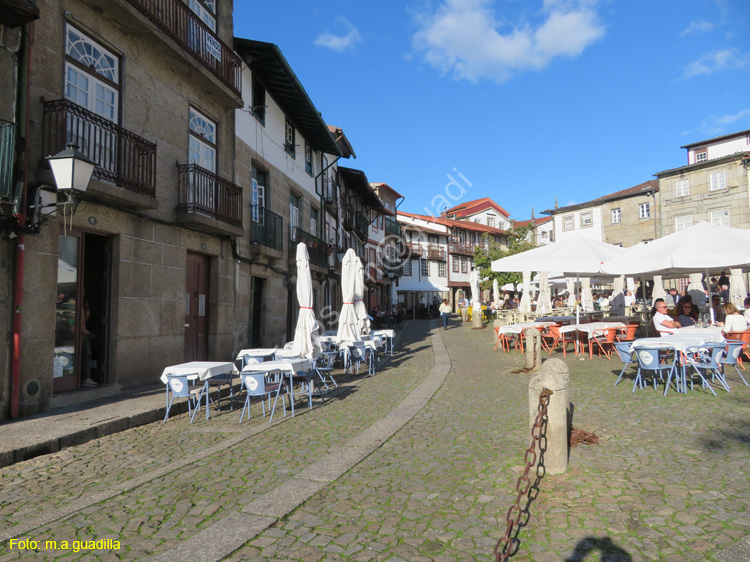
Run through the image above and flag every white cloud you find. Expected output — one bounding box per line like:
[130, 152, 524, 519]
[682, 48, 750, 78]
[411, 0, 605, 83]
[680, 19, 716, 36]
[314, 17, 362, 52]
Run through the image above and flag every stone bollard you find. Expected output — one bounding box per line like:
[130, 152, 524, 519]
[522, 327, 542, 372]
[472, 307, 485, 329]
[528, 358, 570, 475]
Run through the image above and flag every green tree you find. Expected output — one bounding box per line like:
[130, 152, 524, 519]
[474, 225, 536, 289]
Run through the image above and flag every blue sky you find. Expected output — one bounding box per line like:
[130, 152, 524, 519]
[233, 0, 750, 221]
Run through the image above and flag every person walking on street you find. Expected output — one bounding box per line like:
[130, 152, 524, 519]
[439, 299, 452, 330]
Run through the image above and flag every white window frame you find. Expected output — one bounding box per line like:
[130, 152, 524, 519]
[611, 209, 621, 224]
[251, 178, 265, 224]
[675, 215, 692, 232]
[402, 260, 412, 277]
[285, 119, 296, 157]
[710, 208, 730, 227]
[421, 260, 429, 277]
[695, 151, 707, 163]
[710, 171, 727, 191]
[188, 107, 217, 173]
[562, 215, 574, 231]
[310, 207, 318, 236]
[438, 262, 446, 277]
[580, 212, 592, 227]
[675, 179, 690, 197]
[639, 203, 650, 219]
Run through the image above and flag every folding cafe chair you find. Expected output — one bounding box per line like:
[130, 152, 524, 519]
[163, 375, 207, 423]
[239, 372, 287, 422]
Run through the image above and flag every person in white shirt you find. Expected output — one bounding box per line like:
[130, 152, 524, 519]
[652, 299, 680, 336]
[721, 303, 749, 333]
[623, 291, 635, 306]
[743, 297, 750, 324]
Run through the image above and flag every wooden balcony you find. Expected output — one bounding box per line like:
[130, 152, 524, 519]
[448, 241, 477, 256]
[426, 244, 446, 260]
[405, 242, 423, 257]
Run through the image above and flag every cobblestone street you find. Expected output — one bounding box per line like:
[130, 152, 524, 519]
[1, 320, 749, 561]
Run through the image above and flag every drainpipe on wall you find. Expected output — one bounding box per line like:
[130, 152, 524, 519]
[11, 21, 34, 418]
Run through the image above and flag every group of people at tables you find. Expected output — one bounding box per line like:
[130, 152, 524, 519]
[652, 293, 750, 335]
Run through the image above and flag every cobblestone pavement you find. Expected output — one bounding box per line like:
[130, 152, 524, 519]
[1, 320, 749, 561]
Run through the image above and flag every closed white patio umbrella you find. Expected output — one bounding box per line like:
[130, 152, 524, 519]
[687, 273, 707, 306]
[492, 278, 500, 307]
[566, 278, 576, 307]
[519, 271, 532, 312]
[730, 268, 746, 309]
[611, 275, 625, 315]
[536, 271, 551, 314]
[292, 243, 321, 359]
[581, 277, 592, 310]
[337, 249, 360, 343]
[354, 254, 370, 336]
[652, 275, 666, 301]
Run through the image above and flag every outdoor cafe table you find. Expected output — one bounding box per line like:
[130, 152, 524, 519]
[495, 322, 555, 352]
[535, 316, 581, 325]
[631, 327, 725, 354]
[235, 348, 278, 367]
[160, 361, 239, 420]
[559, 321, 626, 355]
[240, 357, 314, 419]
[371, 329, 396, 355]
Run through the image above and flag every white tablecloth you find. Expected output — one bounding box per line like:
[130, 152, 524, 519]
[160, 361, 238, 384]
[240, 358, 313, 375]
[236, 348, 279, 364]
[496, 322, 555, 335]
[371, 329, 396, 338]
[559, 321, 625, 338]
[631, 332, 725, 353]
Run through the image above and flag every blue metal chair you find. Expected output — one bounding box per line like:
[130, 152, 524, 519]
[632, 346, 679, 395]
[164, 375, 207, 423]
[315, 351, 338, 389]
[719, 340, 748, 386]
[685, 344, 727, 395]
[207, 373, 234, 412]
[613, 342, 635, 387]
[239, 372, 285, 423]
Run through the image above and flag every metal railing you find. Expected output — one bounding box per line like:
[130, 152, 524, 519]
[289, 227, 328, 268]
[354, 210, 368, 240]
[323, 176, 338, 214]
[42, 99, 157, 197]
[384, 215, 400, 236]
[249, 205, 282, 251]
[125, 0, 241, 97]
[0, 119, 15, 199]
[177, 163, 242, 226]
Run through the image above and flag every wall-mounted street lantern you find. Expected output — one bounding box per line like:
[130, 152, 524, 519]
[29, 144, 97, 231]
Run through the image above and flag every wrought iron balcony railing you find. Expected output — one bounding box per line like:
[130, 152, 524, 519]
[177, 163, 242, 227]
[125, 0, 241, 97]
[384, 215, 401, 237]
[42, 99, 157, 197]
[289, 226, 328, 268]
[0, 119, 15, 199]
[323, 176, 338, 214]
[354, 210, 368, 241]
[249, 205, 283, 251]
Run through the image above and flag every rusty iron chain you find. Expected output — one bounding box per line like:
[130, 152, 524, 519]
[493, 387, 552, 562]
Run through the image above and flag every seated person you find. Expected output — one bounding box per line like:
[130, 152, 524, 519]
[652, 298, 680, 336]
[744, 297, 750, 324]
[623, 290, 635, 306]
[721, 303, 749, 333]
[675, 299, 698, 327]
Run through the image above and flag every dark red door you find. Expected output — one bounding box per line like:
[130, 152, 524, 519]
[184, 252, 210, 361]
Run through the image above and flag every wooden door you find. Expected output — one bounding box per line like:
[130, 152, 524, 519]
[184, 252, 210, 361]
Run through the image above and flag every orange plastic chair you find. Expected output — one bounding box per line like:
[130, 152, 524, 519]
[588, 327, 618, 359]
[544, 324, 575, 357]
[616, 323, 639, 342]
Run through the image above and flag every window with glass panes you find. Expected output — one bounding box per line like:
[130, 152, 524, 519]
[452, 256, 459, 272]
[711, 209, 730, 226]
[402, 260, 412, 276]
[611, 209, 621, 224]
[675, 215, 692, 231]
[675, 179, 690, 197]
[189, 107, 216, 172]
[421, 260, 429, 276]
[438, 262, 446, 277]
[461, 257, 467, 273]
[710, 171, 727, 191]
[639, 203, 650, 219]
